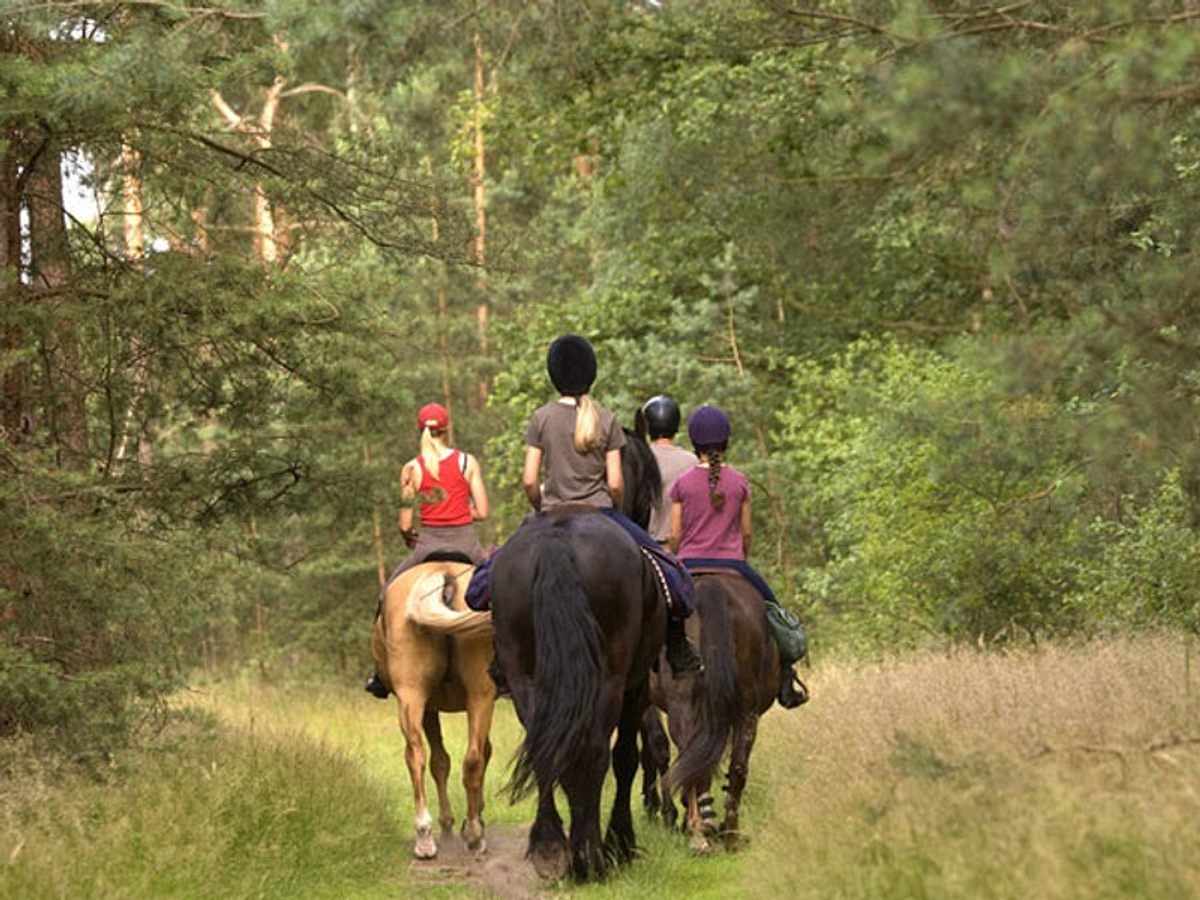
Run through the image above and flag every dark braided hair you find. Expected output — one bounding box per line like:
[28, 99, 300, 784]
[697, 443, 728, 511]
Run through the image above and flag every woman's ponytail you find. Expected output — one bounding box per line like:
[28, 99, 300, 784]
[706, 448, 725, 511]
[420, 425, 440, 479]
[573, 394, 599, 453]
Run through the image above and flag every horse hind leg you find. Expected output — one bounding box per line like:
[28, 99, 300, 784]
[460, 679, 495, 853]
[422, 709, 454, 838]
[396, 691, 438, 859]
[684, 780, 717, 856]
[720, 713, 759, 851]
[563, 748, 609, 881]
[604, 694, 643, 866]
[639, 708, 671, 821]
[528, 781, 569, 881]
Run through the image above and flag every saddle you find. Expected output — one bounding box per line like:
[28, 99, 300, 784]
[685, 566, 744, 580]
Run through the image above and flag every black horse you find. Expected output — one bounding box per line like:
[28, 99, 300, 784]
[490, 511, 665, 880]
[488, 429, 672, 880]
[617, 427, 682, 826]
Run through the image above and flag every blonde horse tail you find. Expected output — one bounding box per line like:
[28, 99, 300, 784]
[573, 394, 599, 453]
[406, 569, 492, 638]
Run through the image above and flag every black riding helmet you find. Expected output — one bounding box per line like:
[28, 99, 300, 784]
[547, 334, 597, 396]
[641, 395, 681, 440]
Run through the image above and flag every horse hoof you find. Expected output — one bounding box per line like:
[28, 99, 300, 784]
[721, 829, 747, 852]
[413, 835, 438, 859]
[530, 845, 570, 880]
[461, 819, 486, 853]
[689, 834, 713, 856]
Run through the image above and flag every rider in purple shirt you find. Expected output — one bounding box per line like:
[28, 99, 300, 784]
[669, 405, 808, 709]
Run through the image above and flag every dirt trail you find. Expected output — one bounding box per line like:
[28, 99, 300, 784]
[404, 822, 547, 899]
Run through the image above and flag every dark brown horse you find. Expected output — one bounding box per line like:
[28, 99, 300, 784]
[489, 511, 666, 880]
[651, 570, 780, 853]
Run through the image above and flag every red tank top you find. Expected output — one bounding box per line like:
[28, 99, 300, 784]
[416, 451, 473, 527]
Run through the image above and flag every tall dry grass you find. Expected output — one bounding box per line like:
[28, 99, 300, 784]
[2, 636, 1197, 899]
[745, 634, 1200, 899]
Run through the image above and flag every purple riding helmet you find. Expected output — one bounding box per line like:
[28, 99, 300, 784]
[686, 404, 731, 449]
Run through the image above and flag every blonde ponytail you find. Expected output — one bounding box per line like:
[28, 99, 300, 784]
[420, 426, 441, 479]
[573, 394, 599, 453]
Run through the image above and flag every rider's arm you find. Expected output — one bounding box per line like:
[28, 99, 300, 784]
[398, 461, 419, 545]
[522, 445, 543, 512]
[740, 497, 753, 558]
[605, 448, 624, 510]
[465, 454, 489, 521]
[668, 501, 683, 553]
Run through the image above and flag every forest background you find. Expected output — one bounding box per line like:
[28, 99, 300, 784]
[3, 0, 1200, 752]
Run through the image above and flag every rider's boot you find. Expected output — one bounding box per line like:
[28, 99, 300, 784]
[777, 665, 809, 709]
[364, 671, 390, 699]
[666, 617, 703, 677]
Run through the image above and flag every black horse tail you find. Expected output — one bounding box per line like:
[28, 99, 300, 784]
[667, 577, 739, 795]
[508, 534, 606, 802]
[620, 427, 662, 530]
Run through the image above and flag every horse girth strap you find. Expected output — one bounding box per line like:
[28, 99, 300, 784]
[640, 546, 675, 611]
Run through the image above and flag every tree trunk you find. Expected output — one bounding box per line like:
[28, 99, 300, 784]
[425, 155, 456, 443]
[1, 126, 24, 442]
[26, 131, 89, 468]
[116, 141, 154, 467]
[364, 444, 388, 588]
[210, 67, 287, 266]
[472, 26, 489, 410]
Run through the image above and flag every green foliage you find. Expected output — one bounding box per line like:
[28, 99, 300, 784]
[777, 337, 1088, 648]
[1070, 470, 1200, 632]
[8, 0, 1200, 750]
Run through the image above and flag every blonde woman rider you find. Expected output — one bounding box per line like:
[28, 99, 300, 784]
[365, 402, 489, 698]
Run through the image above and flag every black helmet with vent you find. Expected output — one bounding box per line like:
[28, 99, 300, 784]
[641, 395, 681, 440]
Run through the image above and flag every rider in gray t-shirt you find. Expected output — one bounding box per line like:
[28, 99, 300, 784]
[640, 395, 695, 543]
[524, 400, 625, 510]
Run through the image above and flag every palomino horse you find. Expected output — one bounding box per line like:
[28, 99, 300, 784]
[489, 510, 666, 881]
[371, 559, 496, 859]
[652, 570, 780, 854]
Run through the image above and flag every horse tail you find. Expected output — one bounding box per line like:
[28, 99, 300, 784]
[404, 569, 492, 638]
[619, 427, 662, 530]
[667, 577, 738, 794]
[508, 535, 606, 802]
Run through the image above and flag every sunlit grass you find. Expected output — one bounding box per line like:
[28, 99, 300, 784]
[752, 633, 1200, 899]
[3, 635, 1198, 898]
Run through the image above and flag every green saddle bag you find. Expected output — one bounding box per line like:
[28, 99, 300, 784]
[765, 600, 808, 665]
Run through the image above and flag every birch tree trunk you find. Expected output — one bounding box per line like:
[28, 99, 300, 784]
[117, 141, 154, 467]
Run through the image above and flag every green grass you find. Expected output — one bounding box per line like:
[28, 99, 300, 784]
[3, 635, 1199, 898]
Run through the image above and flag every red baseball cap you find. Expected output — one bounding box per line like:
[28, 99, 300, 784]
[416, 402, 449, 431]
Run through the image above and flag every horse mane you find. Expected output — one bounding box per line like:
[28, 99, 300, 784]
[620, 426, 661, 530]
